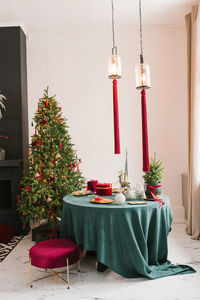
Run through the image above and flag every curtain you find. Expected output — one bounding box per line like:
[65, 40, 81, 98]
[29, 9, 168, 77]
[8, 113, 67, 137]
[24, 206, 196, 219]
[185, 5, 200, 239]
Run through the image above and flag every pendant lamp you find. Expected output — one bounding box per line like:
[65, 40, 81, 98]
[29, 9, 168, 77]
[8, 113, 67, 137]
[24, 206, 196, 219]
[135, 0, 150, 172]
[135, 0, 150, 90]
[108, 0, 121, 154]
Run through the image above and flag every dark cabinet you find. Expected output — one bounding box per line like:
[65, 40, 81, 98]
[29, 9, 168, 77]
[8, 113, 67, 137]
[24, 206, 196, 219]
[0, 27, 28, 234]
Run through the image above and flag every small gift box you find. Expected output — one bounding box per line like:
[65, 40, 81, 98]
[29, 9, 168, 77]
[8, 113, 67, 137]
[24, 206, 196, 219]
[96, 183, 112, 196]
[87, 180, 98, 192]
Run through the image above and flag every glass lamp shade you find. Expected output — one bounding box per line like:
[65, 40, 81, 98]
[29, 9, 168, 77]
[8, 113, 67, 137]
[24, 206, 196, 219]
[135, 63, 151, 89]
[108, 54, 122, 79]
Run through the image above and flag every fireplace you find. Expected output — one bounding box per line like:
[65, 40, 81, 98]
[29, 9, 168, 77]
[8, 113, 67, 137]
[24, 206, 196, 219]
[0, 27, 28, 234]
[0, 180, 12, 209]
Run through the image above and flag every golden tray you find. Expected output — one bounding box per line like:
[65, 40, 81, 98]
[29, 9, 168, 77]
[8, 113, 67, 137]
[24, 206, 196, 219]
[91, 198, 114, 204]
[72, 190, 91, 196]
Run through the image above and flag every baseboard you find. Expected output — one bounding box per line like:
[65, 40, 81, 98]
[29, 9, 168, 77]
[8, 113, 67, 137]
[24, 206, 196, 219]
[171, 205, 185, 224]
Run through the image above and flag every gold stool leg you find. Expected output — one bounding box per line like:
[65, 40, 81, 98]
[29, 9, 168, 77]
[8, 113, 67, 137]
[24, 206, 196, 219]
[66, 258, 70, 289]
[29, 257, 33, 288]
[77, 260, 80, 272]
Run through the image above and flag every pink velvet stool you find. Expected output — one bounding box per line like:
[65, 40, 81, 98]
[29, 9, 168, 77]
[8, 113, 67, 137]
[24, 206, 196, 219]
[29, 238, 82, 289]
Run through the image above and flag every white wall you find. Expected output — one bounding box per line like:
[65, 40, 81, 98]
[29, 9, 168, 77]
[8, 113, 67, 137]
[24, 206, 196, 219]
[27, 25, 187, 207]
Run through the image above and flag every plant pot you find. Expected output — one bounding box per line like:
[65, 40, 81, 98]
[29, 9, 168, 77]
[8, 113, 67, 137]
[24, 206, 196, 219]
[0, 147, 6, 160]
[145, 183, 162, 199]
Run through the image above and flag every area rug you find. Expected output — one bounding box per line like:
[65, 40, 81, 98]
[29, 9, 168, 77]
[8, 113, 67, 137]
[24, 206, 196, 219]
[0, 235, 23, 262]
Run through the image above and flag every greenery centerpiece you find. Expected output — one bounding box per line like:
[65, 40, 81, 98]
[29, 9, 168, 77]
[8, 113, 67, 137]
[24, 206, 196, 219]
[143, 154, 164, 199]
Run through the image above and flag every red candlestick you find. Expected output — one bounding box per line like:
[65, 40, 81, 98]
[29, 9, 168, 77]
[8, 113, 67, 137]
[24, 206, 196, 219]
[16, 195, 19, 204]
[46, 99, 48, 107]
[70, 164, 72, 171]
[27, 186, 30, 192]
[40, 172, 42, 181]
[60, 140, 62, 149]
[39, 139, 41, 146]
[141, 89, 150, 172]
[52, 159, 54, 166]
[35, 128, 37, 136]
[59, 117, 61, 123]
[113, 79, 120, 154]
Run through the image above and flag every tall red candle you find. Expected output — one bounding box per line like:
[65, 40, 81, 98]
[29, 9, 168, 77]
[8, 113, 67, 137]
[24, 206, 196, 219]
[113, 79, 120, 154]
[141, 89, 150, 172]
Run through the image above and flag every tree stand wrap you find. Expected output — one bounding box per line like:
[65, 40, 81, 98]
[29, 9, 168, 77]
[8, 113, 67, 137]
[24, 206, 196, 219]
[113, 79, 120, 154]
[141, 89, 149, 172]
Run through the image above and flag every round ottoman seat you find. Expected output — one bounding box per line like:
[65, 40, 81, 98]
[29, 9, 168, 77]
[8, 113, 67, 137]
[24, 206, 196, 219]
[29, 238, 82, 289]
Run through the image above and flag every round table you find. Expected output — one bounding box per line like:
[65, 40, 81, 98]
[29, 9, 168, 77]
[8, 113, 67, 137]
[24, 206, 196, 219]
[60, 194, 194, 278]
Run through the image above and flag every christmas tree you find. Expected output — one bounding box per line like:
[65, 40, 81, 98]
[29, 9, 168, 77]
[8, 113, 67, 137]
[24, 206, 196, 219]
[17, 88, 85, 228]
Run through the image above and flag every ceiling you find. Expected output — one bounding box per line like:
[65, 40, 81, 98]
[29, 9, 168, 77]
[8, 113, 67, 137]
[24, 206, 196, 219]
[0, 0, 192, 33]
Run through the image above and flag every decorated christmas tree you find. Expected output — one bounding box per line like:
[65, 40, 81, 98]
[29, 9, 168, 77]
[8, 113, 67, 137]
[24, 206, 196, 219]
[17, 88, 85, 229]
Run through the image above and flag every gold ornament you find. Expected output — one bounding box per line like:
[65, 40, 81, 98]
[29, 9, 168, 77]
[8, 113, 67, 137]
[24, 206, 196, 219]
[41, 208, 45, 212]
[56, 153, 61, 159]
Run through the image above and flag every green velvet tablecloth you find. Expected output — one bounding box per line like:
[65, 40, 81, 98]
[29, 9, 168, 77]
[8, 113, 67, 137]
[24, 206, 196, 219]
[60, 194, 195, 278]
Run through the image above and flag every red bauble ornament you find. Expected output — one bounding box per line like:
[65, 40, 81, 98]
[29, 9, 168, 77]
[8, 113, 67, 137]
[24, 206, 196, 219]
[42, 119, 47, 125]
[50, 176, 55, 181]
[73, 163, 77, 167]
[32, 141, 36, 147]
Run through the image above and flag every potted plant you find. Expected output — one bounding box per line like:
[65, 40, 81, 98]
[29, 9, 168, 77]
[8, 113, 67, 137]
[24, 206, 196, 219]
[0, 92, 6, 120]
[143, 154, 164, 199]
[0, 135, 8, 160]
